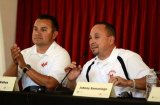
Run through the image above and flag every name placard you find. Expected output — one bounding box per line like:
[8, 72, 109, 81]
[148, 87, 160, 102]
[0, 76, 16, 91]
[73, 82, 115, 98]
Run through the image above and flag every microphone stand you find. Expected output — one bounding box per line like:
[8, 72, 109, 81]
[54, 51, 88, 94]
[54, 70, 73, 94]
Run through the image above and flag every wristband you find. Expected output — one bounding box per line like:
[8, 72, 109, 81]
[131, 79, 136, 89]
[23, 64, 31, 73]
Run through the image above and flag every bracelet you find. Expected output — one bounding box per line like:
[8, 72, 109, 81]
[22, 64, 31, 73]
[131, 79, 136, 89]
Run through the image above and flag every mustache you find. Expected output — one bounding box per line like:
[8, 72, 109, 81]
[33, 36, 42, 39]
[90, 44, 98, 48]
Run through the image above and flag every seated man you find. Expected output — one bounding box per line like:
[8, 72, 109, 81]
[65, 22, 150, 98]
[3, 14, 71, 92]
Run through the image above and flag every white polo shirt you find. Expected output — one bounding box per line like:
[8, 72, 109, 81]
[77, 48, 150, 98]
[18, 42, 71, 89]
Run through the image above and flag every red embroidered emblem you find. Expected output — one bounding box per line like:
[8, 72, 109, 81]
[41, 62, 48, 67]
[108, 70, 116, 79]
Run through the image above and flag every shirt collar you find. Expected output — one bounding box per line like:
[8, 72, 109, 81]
[95, 47, 119, 65]
[30, 41, 57, 56]
[45, 41, 57, 56]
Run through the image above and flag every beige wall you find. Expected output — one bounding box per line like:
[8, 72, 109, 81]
[0, 0, 18, 75]
[0, 10, 5, 75]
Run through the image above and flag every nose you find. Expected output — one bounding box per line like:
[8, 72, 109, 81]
[89, 38, 95, 45]
[34, 29, 42, 36]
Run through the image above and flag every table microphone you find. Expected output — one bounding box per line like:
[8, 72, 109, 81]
[54, 51, 88, 94]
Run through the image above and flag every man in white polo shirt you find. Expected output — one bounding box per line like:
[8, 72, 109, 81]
[65, 22, 150, 98]
[4, 14, 71, 92]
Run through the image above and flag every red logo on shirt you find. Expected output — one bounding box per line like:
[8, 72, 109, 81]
[108, 70, 116, 79]
[41, 62, 48, 67]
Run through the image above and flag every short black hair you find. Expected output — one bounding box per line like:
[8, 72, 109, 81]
[38, 14, 59, 31]
[95, 21, 116, 37]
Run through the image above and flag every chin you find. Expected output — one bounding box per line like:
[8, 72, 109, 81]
[34, 42, 43, 46]
[92, 51, 99, 56]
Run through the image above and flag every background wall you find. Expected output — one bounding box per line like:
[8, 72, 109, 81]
[0, 10, 5, 75]
[0, 0, 18, 75]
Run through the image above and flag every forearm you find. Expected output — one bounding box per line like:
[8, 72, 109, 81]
[66, 80, 76, 90]
[127, 77, 146, 90]
[3, 62, 18, 76]
[25, 68, 59, 90]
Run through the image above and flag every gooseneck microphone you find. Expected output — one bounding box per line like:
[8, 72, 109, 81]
[54, 51, 88, 94]
[59, 51, 88, 85]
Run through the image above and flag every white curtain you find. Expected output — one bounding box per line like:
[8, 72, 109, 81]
[0, 12, 6, 75]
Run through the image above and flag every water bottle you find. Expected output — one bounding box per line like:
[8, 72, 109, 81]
[146, 69, 157, 99]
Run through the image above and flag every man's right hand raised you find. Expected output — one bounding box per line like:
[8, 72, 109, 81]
[65, 62, 82, 81]
[11, 44, 26, 68]
[11, 44, 21, 64]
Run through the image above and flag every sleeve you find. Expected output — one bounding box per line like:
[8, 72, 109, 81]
[126, 53, 150, 79]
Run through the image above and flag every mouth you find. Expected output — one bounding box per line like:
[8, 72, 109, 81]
[33, 37, 42, 40]
[90, 46, 98, 51]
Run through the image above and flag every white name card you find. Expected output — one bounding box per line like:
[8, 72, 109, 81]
[0, 76, 16, 91]
[148, 87, 160, 102]
[73, 82, 115, 98]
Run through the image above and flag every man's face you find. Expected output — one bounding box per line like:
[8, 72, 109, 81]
[32, 19, 57, 46]
[89, 24, 114, 56]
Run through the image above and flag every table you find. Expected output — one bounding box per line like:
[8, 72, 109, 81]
[0, 91, 159, 105]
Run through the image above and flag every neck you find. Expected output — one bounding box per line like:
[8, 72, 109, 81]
[36, 42, 53, 54]
[98, 45, 115, 60]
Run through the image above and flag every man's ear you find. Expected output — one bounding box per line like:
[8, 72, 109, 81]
[52, 31, 58, 40]
[109, 36, 115, 45]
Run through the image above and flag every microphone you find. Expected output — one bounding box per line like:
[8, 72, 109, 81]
[60, 51, 88, 85]
[54, 51, 88, 94]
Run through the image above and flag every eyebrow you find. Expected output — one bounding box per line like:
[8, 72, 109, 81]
[33, 26, 48, 29]
[41, 27, 48, 29]
[90, 32, 100, 35]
